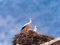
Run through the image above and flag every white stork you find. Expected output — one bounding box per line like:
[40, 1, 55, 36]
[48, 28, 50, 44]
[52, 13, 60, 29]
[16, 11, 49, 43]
[21, 18, 32, 31]
[33, 26, 38, 32]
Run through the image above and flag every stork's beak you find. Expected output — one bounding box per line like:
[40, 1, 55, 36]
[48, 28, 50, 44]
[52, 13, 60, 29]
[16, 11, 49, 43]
[35, 25, 38, 28]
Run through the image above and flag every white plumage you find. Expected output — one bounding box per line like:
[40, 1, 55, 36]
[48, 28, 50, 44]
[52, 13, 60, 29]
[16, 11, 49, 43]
[23, 18, 32, 27]
[33, 26, 38, 32]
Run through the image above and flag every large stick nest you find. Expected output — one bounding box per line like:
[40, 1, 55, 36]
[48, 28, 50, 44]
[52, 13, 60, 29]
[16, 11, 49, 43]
[12, 30, 54, 45]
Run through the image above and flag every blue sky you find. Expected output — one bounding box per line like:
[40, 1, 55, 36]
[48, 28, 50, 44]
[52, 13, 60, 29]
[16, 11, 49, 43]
[0, 0, 60, 45]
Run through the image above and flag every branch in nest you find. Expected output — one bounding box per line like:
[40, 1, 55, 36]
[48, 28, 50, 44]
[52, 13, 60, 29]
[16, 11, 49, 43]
[40, 37, 60, 45]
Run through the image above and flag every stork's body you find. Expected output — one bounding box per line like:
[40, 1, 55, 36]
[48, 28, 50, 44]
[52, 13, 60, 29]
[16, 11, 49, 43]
[33, 26, 38, 32]
[21, 18, 32, 32]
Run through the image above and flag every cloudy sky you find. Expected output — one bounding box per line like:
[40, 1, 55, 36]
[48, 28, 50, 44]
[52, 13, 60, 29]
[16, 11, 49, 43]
[0, 0, 60, 45]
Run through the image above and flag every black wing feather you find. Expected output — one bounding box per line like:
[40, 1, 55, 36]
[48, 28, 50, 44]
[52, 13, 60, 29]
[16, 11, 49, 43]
[21, 26, 26, 31]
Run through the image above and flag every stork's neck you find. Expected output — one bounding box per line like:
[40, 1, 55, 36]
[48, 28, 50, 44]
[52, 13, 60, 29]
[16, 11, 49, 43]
[29, 18, 32, 23]
[35, 26, 37, 30]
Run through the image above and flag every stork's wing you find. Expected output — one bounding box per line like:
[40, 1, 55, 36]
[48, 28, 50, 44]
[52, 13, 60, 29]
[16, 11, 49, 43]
[21, 18, 32, 31]
[21, 26, 26, 31]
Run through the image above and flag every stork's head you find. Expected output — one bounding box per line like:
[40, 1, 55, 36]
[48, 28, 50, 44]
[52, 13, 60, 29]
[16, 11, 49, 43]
[35, 25, 38, 28]
[35, 25, 38, 29]
[33, 25, 38, 32]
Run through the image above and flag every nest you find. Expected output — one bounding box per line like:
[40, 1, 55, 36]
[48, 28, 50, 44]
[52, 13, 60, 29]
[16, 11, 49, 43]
[12, 30, 54, 45]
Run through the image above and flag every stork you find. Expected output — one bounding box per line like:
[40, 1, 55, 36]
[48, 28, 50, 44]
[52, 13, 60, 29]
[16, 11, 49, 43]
[21, 18, 32, 31]
[33, 25, 38, 32]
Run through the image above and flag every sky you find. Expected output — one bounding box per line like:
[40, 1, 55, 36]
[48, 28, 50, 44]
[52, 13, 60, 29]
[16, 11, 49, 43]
[0, 0, 60, 45]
